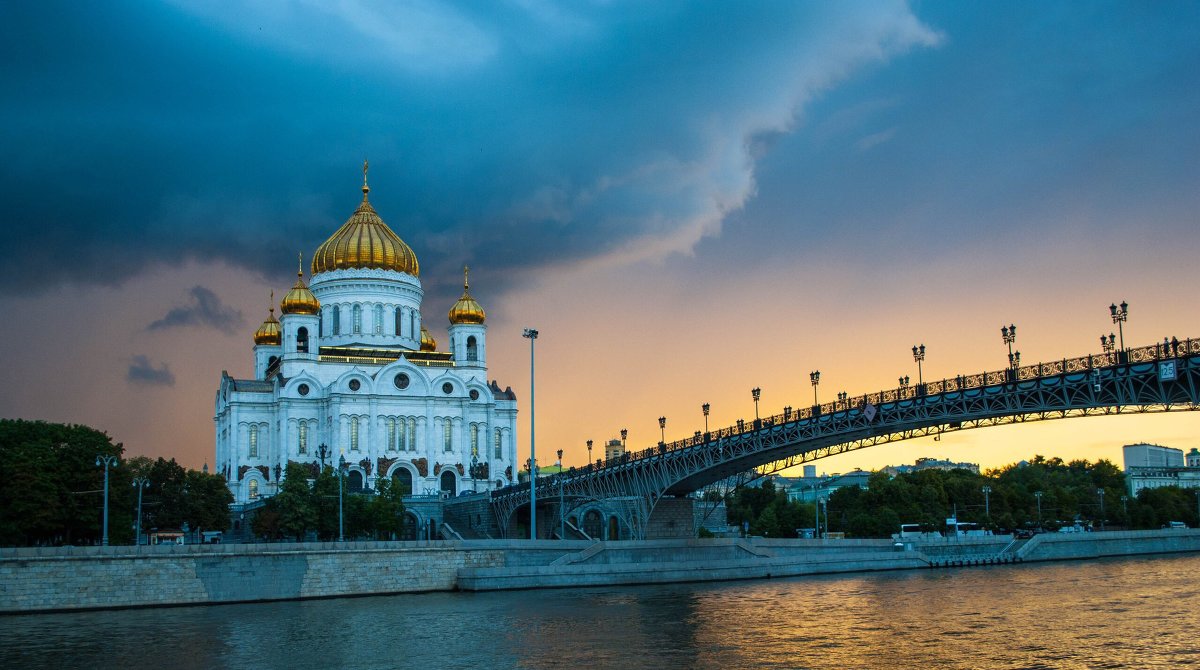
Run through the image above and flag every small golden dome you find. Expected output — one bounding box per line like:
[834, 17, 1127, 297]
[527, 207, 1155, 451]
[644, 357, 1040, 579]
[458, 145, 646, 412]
[420, 325, 437, 352]
[311, 161, 419, 277]
[281, 253, 320, 315]
[254, 302, 282, 346]
[448, 266, 486, 325]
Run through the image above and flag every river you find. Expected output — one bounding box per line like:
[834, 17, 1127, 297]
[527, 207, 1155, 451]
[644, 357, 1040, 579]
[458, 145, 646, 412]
[3, 554, 1198, 669]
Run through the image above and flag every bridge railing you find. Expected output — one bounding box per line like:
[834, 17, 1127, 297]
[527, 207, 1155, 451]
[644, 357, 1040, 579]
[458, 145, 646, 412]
[494, 337, 1197, 499]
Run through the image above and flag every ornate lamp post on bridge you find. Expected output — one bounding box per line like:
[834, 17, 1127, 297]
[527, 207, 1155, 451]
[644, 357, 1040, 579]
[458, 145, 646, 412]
[587, 439, 593, 466]
[702, 403, 710, 435]
[751, 388, 761, 423]
[557, 448, 565, 539]
[809, 371, 820, 406]
[658, 416, 667, 445]
[132, 476, 150, 546]
[1001, 324, 1017, 368]
[912, 344, 926, 392]
[1109, 301, 1128, 355]
[1035, 490, 1044, 529]
[1100, 333, 1117, 364]
[898, 375, 910, 390]
[95, 454, 118, 546]
[523, 327, 539, 540]
[620, 428, 627, 451]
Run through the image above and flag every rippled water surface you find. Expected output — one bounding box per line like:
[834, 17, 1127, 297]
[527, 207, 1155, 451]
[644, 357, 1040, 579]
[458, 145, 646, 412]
[4, 554, 1199, 669]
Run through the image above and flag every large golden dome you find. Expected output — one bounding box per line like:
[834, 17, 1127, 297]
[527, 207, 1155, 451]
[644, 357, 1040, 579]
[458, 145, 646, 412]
[448, 266, 486, 325]
[254, 306, 282, 346]
[311, 162, 419, 277]
[280, 254, 320, 315]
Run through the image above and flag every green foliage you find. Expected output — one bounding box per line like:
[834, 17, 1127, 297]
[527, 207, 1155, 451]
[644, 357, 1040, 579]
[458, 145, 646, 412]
[252, 464, 406, 541]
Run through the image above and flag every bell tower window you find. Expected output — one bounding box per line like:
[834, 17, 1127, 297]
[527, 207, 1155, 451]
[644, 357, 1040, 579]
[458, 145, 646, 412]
[466, 336, 478, 361]
[297, 327, 309, 353]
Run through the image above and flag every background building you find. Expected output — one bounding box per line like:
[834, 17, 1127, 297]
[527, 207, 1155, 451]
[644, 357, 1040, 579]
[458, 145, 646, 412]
[1123, 443, 1200, 496]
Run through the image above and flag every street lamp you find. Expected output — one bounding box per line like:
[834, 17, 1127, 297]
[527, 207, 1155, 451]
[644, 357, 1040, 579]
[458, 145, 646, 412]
[1121, 494, 1128, 519]
[658, 416, 666, 444]
[702, 403, 710, 434]
[809, 371, 820, 406]
[982, 486, 992, 522]
[1001, 324, 1017, 368]
[95, 454, 118, 546]
[316, 443, 330, 470]
[912, 344, 925, 389]
[620, 428, 628, 450]
[557, 448, 565, 540]
[338, 453, 347, 542]
[1097, 488, 1106, 531]
[1109, 301, 1128, 353]
[898, 375, 910, 389]
[587, 439, 593, 466]
[1100, 333, 1117, 364]
[751, 388, 761, 422]
[471, 449, 479, 494]
[1034, 490, 1044, 529]
[132, 476, 150, 546]
[523, 327, 539, 540]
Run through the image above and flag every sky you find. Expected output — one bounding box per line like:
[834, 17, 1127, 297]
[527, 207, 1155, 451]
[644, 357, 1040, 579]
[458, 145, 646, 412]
[1, 1, 1198, 475]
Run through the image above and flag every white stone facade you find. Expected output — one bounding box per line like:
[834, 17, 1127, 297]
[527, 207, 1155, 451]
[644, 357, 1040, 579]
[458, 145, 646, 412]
[215, 215, 517, 505]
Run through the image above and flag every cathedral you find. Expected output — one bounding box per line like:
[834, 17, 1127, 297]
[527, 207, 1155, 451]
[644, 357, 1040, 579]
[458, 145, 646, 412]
[214, 165, 519, 505]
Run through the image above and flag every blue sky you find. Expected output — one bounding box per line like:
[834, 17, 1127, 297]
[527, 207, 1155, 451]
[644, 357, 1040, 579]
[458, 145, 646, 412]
[1, 2, 1198, 469]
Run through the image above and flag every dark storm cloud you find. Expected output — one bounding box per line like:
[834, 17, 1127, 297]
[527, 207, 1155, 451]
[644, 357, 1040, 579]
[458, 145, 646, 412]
[127, 355, 175, 387]
[148, 285, 243, 334]
[0, 1, 937, 304]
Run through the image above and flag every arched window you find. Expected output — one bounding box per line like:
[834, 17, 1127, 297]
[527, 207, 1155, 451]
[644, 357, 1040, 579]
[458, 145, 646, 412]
[297, 327, 309, 353]
[373, 305, 383, 335]
[440, 470, 456, 496]
[331, 306, 340, 335]
[395, 307, 403, 336]
[350, 417, 360, 452]
[494, 429, 502, 459]
[608, 516, 620, 540]
[393, 468, 413, 495]
[248, 425, 259, 457]
[443, 420, 453, 453]
[248, 479, 259, 500]
[470, 424, 479, 457]
[386, 418, 396, 452]
[348, 470, 364, 492]
[410, 313, 417, 339]
[352, 304, 362, 334]
[407, 418, 416, 451]
[466, 336, 478, 361]
[298, 422, 308, 455]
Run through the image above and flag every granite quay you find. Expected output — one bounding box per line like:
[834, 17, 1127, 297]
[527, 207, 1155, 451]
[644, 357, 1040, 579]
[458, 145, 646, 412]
[2, 529, 1198, 613]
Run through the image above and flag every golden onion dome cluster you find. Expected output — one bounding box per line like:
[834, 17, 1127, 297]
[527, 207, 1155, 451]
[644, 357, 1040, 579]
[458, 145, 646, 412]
[280, 258, 320, 316]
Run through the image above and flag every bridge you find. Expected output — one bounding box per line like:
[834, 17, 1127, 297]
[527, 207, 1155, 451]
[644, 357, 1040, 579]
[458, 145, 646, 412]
[472, 338, 1200, 539]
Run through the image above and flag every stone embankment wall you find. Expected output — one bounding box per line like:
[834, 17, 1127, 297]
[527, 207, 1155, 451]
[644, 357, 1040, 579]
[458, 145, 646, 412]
[4, 530, 1197, 613]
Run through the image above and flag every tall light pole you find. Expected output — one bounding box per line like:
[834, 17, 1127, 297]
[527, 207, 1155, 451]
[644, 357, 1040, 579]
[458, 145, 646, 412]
[132, 476, 150, 546]
[1035, 490, 1044, 529]
[523, 327, 539, 540]
[557, 448, 565, 540]
[912, 344, 926, 389]
[1109, 301, 1128, 354]
[1001, 324, 1016, 368]
[620, 428, 627, 451]
[814, 491, 821, 539]
[810, 371, 820, 406]
[316, 443, 329, 470]
[1097, 488, 1106, 531]
[751, 388, 761, 422]
[1121, 494, 1128, 519]
[982, 485, 992, 522]
[658, 416, 666, 444]
[702, 403, 710, 434]
[95, 454, 118, 546]
[338, 453, 347, 542]
[587, 439, 593, 466]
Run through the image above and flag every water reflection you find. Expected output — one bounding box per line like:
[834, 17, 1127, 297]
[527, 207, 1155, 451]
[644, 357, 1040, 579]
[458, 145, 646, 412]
[3, 554, 1198, 669]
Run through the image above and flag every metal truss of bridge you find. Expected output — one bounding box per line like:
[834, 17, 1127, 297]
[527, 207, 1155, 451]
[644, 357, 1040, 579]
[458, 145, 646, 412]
[484, 338, 1200, 539]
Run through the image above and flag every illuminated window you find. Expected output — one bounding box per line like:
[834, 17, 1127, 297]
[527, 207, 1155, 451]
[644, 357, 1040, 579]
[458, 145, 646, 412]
[352, 304, 362, 334]
[443, 420, 452, 453]
[470, 424, 479, 456]
[407, 419, 416, 451]
[331, 306, 340, 335]
[494, 429, 502, 459]
[350, 417, 360, 452]
[387, 418, 396, 452]
[374, 305, 383, 335]
[248, 425, 258, 458]
[298, 422, 307, 455]
[248, 479, 259, 499]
